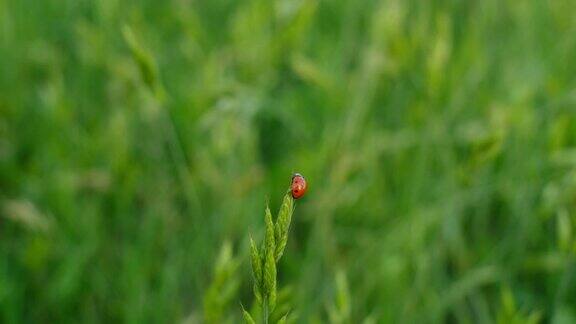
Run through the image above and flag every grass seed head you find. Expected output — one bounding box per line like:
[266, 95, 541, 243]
[264, 204, 277, 311]
[249, 235, 263, 304]
[275, 192, 294, 262]
[241, 304, 256, 324]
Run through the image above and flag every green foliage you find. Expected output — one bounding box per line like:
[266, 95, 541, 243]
[250, 235, 263, 305]
[275, 192, 294, 262]
[276, 313, 289, 324]
[242, 304, 257, 324]
[247, 192, 296, 323]
[263, 204, 278, 313]
[496, 287, 542, 324]
[121, 24, 167, 103]
[203, 242, 240, 324]
[1, 0, 576, 322]
[327, 270, 351, 324]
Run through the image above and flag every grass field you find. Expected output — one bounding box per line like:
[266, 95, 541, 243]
[1, 0, 576, 322]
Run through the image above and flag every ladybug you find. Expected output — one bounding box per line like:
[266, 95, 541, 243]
[291, 173, 307, 199]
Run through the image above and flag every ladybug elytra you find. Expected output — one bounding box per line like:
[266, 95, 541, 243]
[291, 173, 307, 199]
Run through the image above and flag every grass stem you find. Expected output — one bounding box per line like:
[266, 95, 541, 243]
[263, 297, 269, 324]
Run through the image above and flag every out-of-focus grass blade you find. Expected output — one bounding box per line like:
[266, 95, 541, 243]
[121, 24, 165, 101]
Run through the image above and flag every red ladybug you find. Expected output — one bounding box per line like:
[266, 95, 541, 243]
[291, 173, 307, 199]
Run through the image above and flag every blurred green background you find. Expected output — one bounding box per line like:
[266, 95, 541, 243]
[2, 0, 576, 323]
